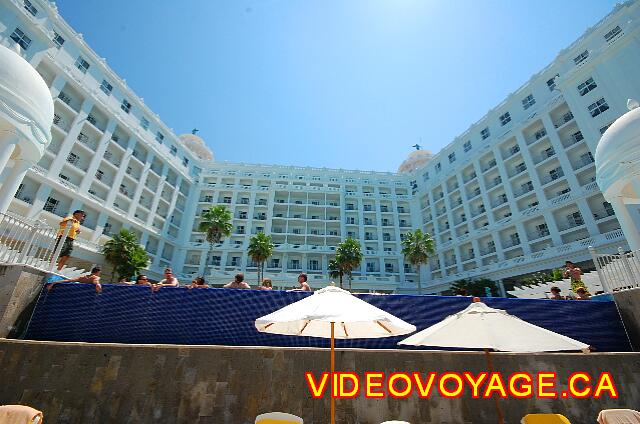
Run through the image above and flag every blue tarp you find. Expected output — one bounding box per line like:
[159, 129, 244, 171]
[24, 282, 631, 352]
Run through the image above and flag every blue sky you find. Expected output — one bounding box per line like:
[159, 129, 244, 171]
[57, 0, 619, 172]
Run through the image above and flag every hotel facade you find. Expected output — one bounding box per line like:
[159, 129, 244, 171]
[1, 0, 639, 293]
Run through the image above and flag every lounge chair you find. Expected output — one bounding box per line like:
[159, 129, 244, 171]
[597, 409, 640, 424]
[255, 412, 303, 424]
[521, 414, 571, 424]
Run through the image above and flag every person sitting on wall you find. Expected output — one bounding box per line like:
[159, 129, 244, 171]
[223, 273, 251, 289]
[55, 209, 86, 271]
[563, 261, 590, 294]
[548, 286, 564, 300]
[123, 274, 151, 286]
[289, 273, 311, 292]
[575, 287, 591, 300]
[46, 266, 102, 293]
[187, 276, 208, 289]
[152, 268, 180, 291]
[258, 278, 273, 290]
[455, 288, 468, 296]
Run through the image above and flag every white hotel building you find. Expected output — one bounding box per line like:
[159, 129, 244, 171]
[0, 0, 639, 292]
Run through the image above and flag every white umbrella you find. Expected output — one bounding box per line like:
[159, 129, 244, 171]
[256, 285, 416, 424]
[399, 299, 590, 424]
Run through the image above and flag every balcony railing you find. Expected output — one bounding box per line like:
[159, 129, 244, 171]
[541, 170, 565, 185]
[553, 111, 574, 128]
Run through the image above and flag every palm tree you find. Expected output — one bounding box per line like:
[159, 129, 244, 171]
[401, 229, 436, 295]
[198, 205, 232, 277]
[328, 256, 344, 288]
[248, 232, 274, 283]
[101, 229, 149, 281]
[336, 237, 363, 291]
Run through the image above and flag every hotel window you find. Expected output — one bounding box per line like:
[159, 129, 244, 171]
[521, 94, 536, 110]
[577, 77, 597, 96]
[121, 99, 131, 113]
[75, 56, 90, 74]
[140, 117, 150, 130]
[435, 163, 441, 173]
[481, 127, 490, 140]
[604, 25, 622, 42]
[182, 157, 189, 167]
[463, 140, 472, 152]
[499, 112, 511, 126]
[588, 98, 609, 117]
[546, 74, 559, 91]
[43, 197, 59, 213]
[448, 152, 456, 163]
[52, 31, 65, 48]
[155, 131, 164, 143]
[10, 28, 31, 50]
[170, 145, 177, 156]
[573, 50, 589, 65]
[23, 0, 37, 16]
[422, 171, 429, 181]
[100, 79, 112, 95]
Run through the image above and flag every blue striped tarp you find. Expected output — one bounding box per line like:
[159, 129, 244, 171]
[24, 281, 631, 352]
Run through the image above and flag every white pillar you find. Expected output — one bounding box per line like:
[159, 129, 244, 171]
[0, 158, 34, 213]
[0, 138, 17, 175]
[611, 196, 640, 251]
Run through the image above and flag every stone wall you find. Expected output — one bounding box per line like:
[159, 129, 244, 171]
[0, 265, 45, 338]
[1, 339, 639, 424]
[613, 287, 640, 351]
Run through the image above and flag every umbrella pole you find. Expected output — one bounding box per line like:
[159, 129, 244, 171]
[484, 349, 504, 424]
[331, 322, 335, 424]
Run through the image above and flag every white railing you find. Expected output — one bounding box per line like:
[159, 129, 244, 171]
[0, 212, 69, 271]
[589, 246, 640, 293]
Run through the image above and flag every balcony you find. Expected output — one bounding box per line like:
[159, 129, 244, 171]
[502, 238, 521, 249]
[480, 247, 496, 256]
[508, 164, 527, 178]
[557, 218, 584, 232]
[553, 111, 574, 129]
[541, 169, 565, 185]
[562, 131, 584, 149]
[486, 177, 502, 190]
[504, 145, 520, 159]
[592, 207, 616, 221]
[491, 196, 508, 208]
[482, 160, 497, 172]
[514, 184, 534, 198]
[527, 229, 550, 241]
[573, 156, 595, 171]
[533, 148, 556, 164]
[526, 128, 548, 145]
[462, 172, 477, 183]
[53, 113, 71, 132]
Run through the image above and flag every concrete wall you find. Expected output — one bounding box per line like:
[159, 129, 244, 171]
[0, 265, 45, 338]
[1, 339, 639, 424]
[613, 287, 640, 351]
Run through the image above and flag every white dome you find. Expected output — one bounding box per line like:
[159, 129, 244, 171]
[0, 44, 53, 151]
[595, 100, 640, 195]
[179, 133, 214, 161]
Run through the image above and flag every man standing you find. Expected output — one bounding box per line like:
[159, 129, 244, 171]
[47, 266, 102, 293]
[563, 261, 588, 294]
[55, 210, 86, 271]
[290, 273, 311, 292]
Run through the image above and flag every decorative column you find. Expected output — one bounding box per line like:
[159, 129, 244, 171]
[0, 158, 34, 213]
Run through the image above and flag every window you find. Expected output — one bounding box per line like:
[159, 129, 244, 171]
[155, 131, 164, 143]
[75, 56, 90, 74]
[23, 0, 37, 16]
[577, 77, 597, 96]
[52, 31, 65, 48]
[481, 127, 490, 140]
[463, 140, 472, 152]
[522, 94, 536, 110]
[573, 50, 589, 65]
[140, 117, 149, 130]
[99, 79, 112, 96]
[588, 98, 609, 117]
[599, 122, 613, 135]
[182, 157, 189, 167]
[43, 197, 59, 213]
[66, 152, 79, 165]
[546, 74, 559, 91]
[121, 99, 131, 113]
[10, 28, 31, 50]
[448, 152, 456, 163]
[170, 145, 177, 156]
[435, 163, 441, 173]
[499, 112, 511, 126]
[604, 25, 622, 42]
[422, 171, 429, 181]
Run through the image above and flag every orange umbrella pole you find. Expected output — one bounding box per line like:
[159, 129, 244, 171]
[485, 349, 504, 424]
[330, 322, 335, 424]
